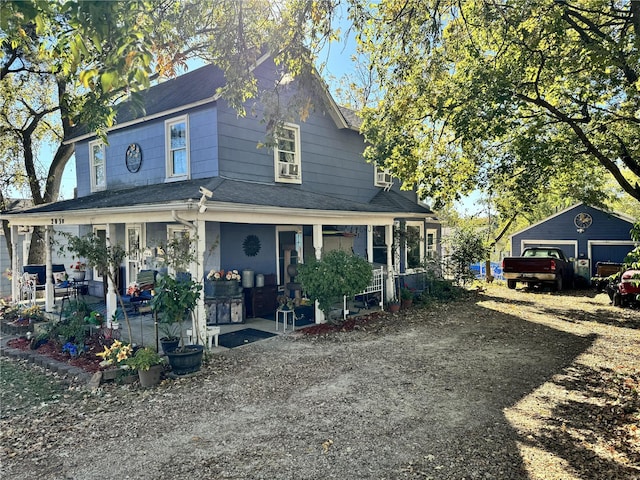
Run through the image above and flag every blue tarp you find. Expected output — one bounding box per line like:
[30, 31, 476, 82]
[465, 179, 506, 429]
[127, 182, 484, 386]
[471, 262, 504, 281]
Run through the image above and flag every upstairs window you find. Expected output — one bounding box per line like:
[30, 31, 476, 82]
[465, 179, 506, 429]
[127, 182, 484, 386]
[274, 124, 301, 183]
[89, 140, 106, 191]
[374, 166, 393, 188]
[165, 115, 189, 180]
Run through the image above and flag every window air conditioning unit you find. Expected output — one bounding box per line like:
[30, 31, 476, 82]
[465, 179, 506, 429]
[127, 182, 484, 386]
[280, 162, 299, 177]
[376, 170, 392, 186]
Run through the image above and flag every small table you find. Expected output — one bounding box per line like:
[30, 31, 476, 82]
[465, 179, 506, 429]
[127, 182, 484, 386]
[275, 308, 296, 332]
[71, 279, 88, 297]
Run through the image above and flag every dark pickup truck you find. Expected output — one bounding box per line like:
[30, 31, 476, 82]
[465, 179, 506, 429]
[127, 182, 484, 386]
[502, 247, 575, 291]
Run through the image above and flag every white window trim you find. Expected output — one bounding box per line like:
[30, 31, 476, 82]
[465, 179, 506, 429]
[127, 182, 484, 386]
[165, 115, 190, 182]
[125, 224, 145, 286]
[89, 140, 106, 192]
[374, 166, 393, 188]
[166, 225, 193, 275]
[93, 226, 107, 282]
[405, 221, 425, 272]
[274, 123, 301, 184]
[426, 228, 437, 259]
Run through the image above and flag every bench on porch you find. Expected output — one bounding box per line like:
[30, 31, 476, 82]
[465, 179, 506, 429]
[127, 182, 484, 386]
[121, 269, 157, 314]
[21, 264, 74, 304]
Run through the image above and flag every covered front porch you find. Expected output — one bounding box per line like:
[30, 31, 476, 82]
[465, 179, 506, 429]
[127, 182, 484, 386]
[4, 178, 439, 349]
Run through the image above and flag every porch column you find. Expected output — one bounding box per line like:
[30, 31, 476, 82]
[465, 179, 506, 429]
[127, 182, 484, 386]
[366, 225, 374, 264]
[312, 224, 323, 260]
[105, 224, 118, 323]
[385, 224, 395, 302]
[312, 224, 325, 323]
[10, 225, 19, 303]
[194, 219, 207, 346]
[22, 230, 30, 271]
[44, 226, 55, 312]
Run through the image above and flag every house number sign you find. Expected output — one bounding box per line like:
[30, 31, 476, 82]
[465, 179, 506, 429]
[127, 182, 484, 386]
[125, 143, 142, 173]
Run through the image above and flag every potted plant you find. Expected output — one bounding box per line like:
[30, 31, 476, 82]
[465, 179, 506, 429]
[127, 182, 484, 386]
[296, 250, 373, 324]
[387, 299, 401, 313]
[126, 347, 164, 387]
[400, 287, 413, 309]
[152, 274, 203, 373]
[157, 319, 180, 353]
[205, 268, 241, 297]
[69, 260, 87, 281]
[277, 295, 295, 311]
[150, 233, 204, 375]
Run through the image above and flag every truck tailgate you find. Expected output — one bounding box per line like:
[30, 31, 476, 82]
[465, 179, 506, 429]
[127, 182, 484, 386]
[502, 258, 557, 273]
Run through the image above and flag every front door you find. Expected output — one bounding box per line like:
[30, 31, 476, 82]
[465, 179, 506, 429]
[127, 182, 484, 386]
[276, 227, 303, 287]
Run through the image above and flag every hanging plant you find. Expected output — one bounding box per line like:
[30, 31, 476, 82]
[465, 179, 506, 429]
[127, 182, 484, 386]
[242, 234, 261, 257]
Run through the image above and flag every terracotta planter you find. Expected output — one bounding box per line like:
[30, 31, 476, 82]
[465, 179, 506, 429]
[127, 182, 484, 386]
[388, 303, 401, 313]
[401, 299, 413, 309]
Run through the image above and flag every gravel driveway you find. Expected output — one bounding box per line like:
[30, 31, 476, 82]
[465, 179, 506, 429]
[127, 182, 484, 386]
[1, 285, 639, 479]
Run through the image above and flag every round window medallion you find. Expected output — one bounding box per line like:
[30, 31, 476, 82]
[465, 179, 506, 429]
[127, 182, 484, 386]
[125, 143, 142, 173]
[574, 212, 593, 229]
[242, 235, 261, 257]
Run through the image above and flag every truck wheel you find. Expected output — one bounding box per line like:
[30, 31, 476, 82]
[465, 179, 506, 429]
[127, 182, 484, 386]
[554, 276, 563, 292]
[613, 292, 622, 307]
[507, 280, 516, 289]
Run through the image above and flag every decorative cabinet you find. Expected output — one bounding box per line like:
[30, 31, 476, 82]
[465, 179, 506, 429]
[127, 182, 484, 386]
[244, 286, 278, 318]
[205, 295, 244, 325]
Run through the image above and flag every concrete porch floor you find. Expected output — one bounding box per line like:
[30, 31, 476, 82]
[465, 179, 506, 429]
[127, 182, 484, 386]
[48, 294, 304, 353]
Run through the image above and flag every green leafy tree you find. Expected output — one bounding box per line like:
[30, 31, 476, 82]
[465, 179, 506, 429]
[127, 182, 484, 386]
[297, 250, 373, 322]
[344, 0, 640, 212]
[58, 232, 135, 343]
[1, 0, 339, 264]
[446, 226, 489, 286]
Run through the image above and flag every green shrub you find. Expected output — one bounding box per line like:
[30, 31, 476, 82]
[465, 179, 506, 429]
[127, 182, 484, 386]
[297, 250, 373, 320]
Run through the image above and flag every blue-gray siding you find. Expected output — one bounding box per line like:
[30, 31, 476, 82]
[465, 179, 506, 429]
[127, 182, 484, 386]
[511, 205, 635, 275]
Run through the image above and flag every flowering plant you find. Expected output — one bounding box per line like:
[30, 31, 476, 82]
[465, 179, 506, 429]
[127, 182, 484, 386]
[96, 340, 133, 367]
[63, 341, 87, 358]
[126, 282, 141, 296]
[206, 269, 241, 281]
[70, 261, 86, 271]
[277, 295, 295, 310]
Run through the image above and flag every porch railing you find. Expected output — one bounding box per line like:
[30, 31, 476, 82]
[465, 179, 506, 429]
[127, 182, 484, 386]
[342, 266, 385, 319]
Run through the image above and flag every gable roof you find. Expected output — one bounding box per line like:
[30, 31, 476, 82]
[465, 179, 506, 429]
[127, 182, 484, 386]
[4, 177, 434, 218]
[65, 54, 358, 143]
[508, 203, 636, 238]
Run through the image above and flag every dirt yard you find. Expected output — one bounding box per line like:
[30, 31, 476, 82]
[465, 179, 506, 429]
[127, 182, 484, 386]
[1, 285, 638, 479]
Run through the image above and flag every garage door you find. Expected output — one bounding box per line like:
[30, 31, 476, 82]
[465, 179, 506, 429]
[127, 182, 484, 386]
[591, 244, 636, 275]
[522, 242, 577, 261]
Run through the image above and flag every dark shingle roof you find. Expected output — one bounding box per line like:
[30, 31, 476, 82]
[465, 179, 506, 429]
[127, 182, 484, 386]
[337, 106, 362, 130]
[66, 65, 226, 141]
[11, 177, 433, 216]
[369, 189, 432, 213]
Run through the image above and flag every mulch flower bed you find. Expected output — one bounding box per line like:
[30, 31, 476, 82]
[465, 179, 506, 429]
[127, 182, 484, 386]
[6, 337, 104, 373]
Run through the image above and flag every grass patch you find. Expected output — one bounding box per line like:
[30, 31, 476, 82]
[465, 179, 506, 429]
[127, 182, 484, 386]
[0, 358, 68, 419]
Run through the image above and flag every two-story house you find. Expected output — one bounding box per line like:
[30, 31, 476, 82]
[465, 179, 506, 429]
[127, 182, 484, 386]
[3, 53, 440, 340]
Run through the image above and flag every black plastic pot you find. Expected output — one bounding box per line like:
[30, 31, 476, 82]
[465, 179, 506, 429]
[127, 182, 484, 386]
[165, 344, 204, 375]
[159, 336, 180, 354]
